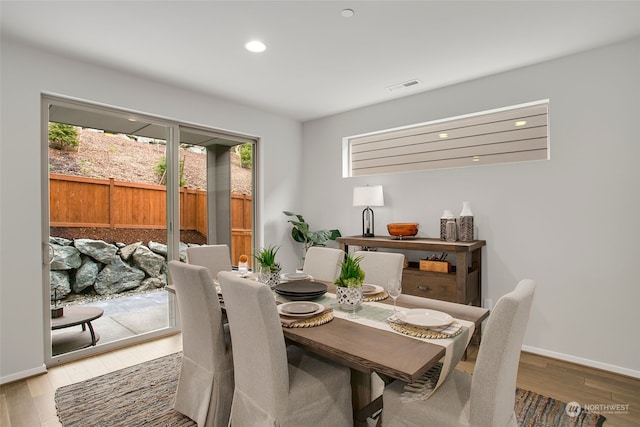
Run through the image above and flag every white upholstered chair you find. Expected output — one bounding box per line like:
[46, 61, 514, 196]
[185, 244, 232, 281]
[218, 271, 353, 427]
[382, 279, 536, 427]
[301, 246, 345, 282]
[354, 250, 406, 402]
[167, 261, 234, 427]
[353, 250, 405, 290]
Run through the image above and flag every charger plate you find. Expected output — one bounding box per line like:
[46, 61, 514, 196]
[281, 310, 334, 328]
[389, 320, 463, 339]
[363, 291, 388, 302]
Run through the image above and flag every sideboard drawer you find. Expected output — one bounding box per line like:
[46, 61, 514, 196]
[402, 268, 457, 302]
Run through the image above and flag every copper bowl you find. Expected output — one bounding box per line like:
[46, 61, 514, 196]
[387, 223, 419, 238]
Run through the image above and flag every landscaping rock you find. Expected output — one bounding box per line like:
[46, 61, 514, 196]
[50, 245, 82, 270]
[74, 238, 118, 264]
[94, 257, 145, 295]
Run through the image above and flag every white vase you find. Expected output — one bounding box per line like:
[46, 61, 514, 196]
[336, 286, 363, 311]
[440, 210, 454, 240]
[259, 266, 281, 289]
[459, 202, 474, 242]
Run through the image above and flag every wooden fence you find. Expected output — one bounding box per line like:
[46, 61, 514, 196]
[49, 173, 252, 265]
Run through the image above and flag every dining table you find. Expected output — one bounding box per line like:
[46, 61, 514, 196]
[168, 274, 489, 426]
[278, 282, 489, 426]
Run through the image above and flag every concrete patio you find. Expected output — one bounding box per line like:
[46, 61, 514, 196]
[52, 290, 174, 354]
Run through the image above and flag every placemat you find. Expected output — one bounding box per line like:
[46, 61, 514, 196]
[280, 308, 334, 328]
[389, 320, 463, 339]
[363, 291, 388, 302]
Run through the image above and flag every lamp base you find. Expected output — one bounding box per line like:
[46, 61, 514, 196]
[362, 233, 375, 238]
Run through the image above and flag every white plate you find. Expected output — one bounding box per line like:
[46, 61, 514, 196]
[396, 309, 454, 328]
[278, 302, 324, 317]
[362, 284, 384, 295]
[282, 272, 310, 281]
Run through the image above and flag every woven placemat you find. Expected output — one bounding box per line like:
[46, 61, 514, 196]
[281, 310, 334, 328]
[363, 291, 388, 302]
[389, 321, 463, 339]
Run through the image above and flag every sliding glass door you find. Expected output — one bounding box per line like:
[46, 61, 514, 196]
[42, 95, 255, 365]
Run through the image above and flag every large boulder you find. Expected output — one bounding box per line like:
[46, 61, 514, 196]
[120, 242, 142, 261]
[148, 240, 188, 261]
[50, 270, 71, 300]
[94, 256, 145, 295]
[74, 239, 118, 264]
[50, 236, 73, 246]
[74, 255, 100, 293]
[50, 244, 82, 270]
[131, 245, 165, 278]
[138, 276, 167, 291]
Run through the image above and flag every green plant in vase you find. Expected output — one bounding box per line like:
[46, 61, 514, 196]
[334, 253, 365, 318]
[253, 245, 281, 288]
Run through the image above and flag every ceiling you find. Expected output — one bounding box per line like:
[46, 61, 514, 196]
[3, 1, 640, 122]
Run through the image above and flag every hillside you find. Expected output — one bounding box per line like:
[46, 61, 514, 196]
[48, 128, 252, 194]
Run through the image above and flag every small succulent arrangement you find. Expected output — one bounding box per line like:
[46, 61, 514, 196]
[253, 245, 281, 273]
[334, 253, 365, 288]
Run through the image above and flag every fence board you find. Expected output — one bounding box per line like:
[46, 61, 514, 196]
[49, 174, 252, 264]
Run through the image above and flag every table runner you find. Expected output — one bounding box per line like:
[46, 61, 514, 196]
[275, 292, 474, 400]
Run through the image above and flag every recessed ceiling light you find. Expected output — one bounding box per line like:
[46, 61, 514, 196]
[245, 40, 266, 53]
[341, 9, 355, 18]
[472, 156, 480, 162]
[515, 120, 527, 126]
[439, 133, 448, 139]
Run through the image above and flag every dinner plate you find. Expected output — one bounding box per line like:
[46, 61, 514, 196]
[362, 284, 384, 295]
[278, 302, 324, 317]
[282, 272, 310, 281]
[396, 309, 454, 328]
[274, 281, 327, 294]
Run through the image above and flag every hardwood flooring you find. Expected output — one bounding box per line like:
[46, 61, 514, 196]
[2, 336, 638, 426]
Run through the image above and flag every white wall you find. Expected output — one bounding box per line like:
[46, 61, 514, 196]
[0, 38, 303, 382]
[301, 37, 640, 377]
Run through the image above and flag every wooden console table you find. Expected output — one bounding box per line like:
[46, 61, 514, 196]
[336, 236, 486, 306]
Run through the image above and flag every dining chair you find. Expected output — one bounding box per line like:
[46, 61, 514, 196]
[382, 279, 536, 427]
[218, 271, 353, 426]
[354, 250, 405, 290]
[167, 261, 234, 427]
[301, 246, 345, 282]
[185, 244, 232, 280]
[354, 250, 406, 402]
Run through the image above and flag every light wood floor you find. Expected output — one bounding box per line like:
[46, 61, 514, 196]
[2, 335, 639, 426]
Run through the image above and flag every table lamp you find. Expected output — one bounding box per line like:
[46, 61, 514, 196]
[353, 185, 384, 237]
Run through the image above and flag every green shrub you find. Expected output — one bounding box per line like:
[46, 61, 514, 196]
[239, 143, 252, 169]
[48, 122, 79, 151]
[155, 157, 186, 187]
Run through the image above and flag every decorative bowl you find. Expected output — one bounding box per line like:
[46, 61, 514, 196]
[387, 223, 419, 238]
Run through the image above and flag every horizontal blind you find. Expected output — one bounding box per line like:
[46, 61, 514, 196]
[346, 101, 548, 177]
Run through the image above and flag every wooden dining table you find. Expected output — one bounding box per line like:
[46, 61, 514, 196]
[280, 283, 489, 426]
[168, 277, 489, 426]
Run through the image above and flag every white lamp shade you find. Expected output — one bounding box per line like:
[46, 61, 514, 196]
[353, 185, 384, 207]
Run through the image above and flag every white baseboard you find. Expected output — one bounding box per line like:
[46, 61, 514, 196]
[0, 364, 47, 385]
[521, 345, 640, 379]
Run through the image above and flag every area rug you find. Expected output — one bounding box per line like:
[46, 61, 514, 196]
[55, 352, 606, 427]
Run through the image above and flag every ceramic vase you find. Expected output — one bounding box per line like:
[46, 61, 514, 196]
[336, 286, 363, 311]
[440, 210, 454, 240]
[259, 266, 281, 289]
[459, 202, 474, 242]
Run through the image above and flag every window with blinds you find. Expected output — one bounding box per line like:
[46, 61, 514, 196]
[343, 100, 549, 177]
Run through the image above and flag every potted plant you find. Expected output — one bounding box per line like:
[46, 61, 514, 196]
[253, 245, 281, 288]
[334, 253, 365, 315]
[283, 211, 341, 265]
